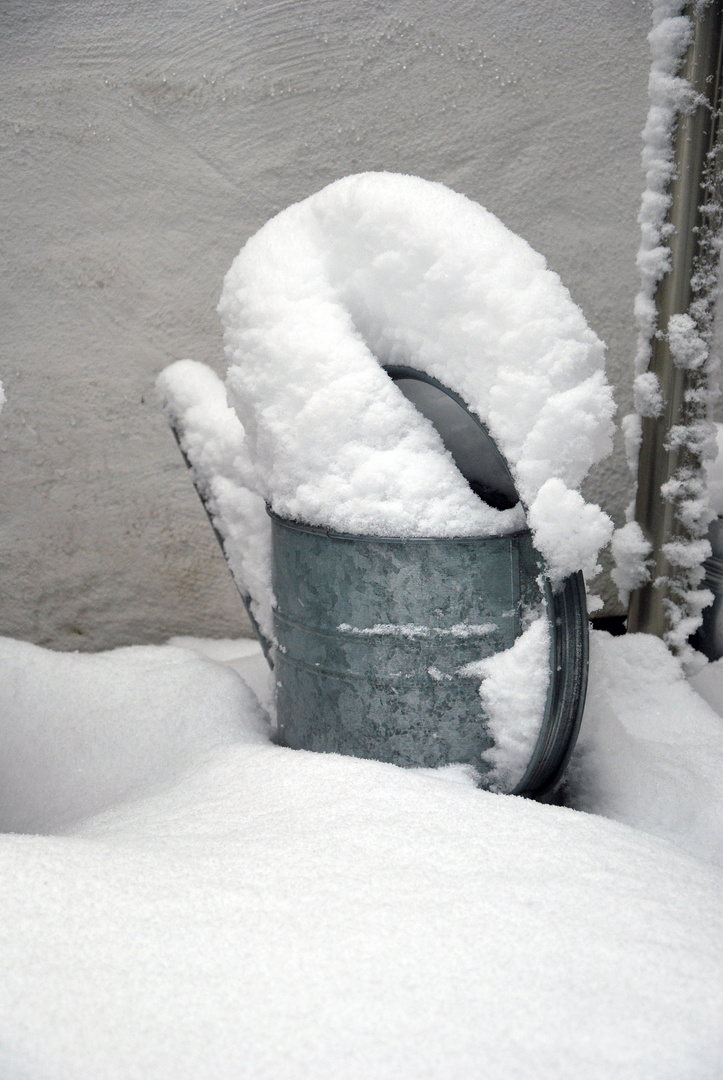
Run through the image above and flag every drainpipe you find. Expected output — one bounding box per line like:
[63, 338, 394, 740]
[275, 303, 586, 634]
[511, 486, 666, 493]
[627, 0, 723, 637]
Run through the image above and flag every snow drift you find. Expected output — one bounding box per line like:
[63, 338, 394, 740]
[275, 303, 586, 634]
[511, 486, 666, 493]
[0, 631, 721, 1078]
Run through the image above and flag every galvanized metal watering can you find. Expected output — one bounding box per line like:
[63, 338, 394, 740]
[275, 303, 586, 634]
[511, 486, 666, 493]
[169, 366, 589, 800]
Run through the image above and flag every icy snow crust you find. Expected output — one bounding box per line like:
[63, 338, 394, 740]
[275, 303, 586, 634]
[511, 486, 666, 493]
[219, 173, 615, 585]
[0, 632, 722, 1078]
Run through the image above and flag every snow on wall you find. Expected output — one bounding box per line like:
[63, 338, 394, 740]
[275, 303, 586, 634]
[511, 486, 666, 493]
[0, 0, 653, 648]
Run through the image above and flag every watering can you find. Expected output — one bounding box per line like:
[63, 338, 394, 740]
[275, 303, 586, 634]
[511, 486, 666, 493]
[268, 367, 588, 799]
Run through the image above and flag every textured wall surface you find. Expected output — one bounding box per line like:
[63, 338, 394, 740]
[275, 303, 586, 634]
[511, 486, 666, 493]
[0, 0, 652, 649]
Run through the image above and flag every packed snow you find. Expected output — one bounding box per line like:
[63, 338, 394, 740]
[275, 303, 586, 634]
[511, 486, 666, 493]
[0, 630, 721, 1078]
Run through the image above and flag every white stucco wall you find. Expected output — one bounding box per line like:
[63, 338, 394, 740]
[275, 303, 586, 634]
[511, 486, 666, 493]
[1, 0, 653, 649]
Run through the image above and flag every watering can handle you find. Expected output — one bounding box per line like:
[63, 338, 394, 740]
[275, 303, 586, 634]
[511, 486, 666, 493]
[512, 571, 589, 799]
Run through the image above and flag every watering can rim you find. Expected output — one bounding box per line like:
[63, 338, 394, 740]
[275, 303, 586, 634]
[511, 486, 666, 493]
[266, 506, 532, 545]
[383, 364, 520, 510]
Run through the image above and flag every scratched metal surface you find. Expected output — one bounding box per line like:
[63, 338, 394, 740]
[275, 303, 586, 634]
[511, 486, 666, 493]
[272, 515, 543, 773]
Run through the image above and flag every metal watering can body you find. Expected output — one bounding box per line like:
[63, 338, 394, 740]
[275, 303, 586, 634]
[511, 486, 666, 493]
[271, 517, 537, 773]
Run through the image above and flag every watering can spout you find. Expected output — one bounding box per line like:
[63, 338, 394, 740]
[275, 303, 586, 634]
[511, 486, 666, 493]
[385, 366, 519, 512]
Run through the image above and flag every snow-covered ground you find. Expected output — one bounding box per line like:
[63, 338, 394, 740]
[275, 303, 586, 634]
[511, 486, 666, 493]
[0, 630, 721, 1079]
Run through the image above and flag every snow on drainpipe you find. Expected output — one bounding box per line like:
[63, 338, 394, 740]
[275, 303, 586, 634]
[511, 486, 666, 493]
[626, 0, 723, 649]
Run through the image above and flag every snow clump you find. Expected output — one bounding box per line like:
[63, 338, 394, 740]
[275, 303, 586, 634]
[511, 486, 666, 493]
[161, 174, 616, 787]
[459, 614, 551, 792]
[610, 521, 653, 608]
[157, 360, 274, 645]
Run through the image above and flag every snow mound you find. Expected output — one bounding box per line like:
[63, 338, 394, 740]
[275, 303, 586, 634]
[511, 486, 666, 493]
[218, 172, 615, 586]
[568, 630, 723, 866]
[0, 636, 265, 834]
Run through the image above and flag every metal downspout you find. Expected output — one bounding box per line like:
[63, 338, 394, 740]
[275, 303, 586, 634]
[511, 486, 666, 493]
[628, 0, 723, 636]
